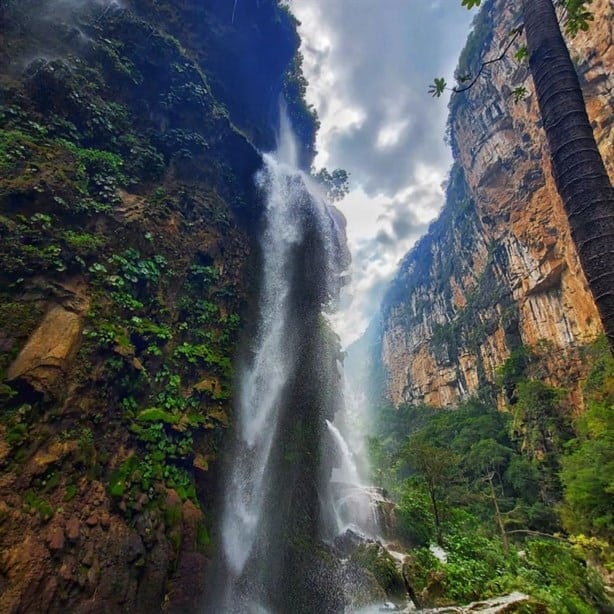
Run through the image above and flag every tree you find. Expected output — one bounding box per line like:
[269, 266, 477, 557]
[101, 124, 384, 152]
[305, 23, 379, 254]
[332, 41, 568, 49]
[560, 338, 614, 540]
[449, 0, 614, 350]
[313, 167, 350, 202]
[523, 0, 614, 351]
[465, 438, 513, 552]
[403, 437, 462, 544]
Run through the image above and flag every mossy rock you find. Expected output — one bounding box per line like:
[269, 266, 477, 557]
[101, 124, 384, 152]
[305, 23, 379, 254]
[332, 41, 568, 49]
[350, 542, 405, 598]
[136, 407, 179, 425]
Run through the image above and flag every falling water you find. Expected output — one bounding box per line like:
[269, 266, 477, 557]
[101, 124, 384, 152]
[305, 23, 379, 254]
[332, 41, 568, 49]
[211, 112, 348, 612]
[327, 419, 361, 487]
[326, 380, 385, 540]
[221, 118, 303, 580]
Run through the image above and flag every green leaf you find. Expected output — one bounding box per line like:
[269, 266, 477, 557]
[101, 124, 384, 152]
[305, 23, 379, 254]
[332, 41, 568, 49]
[461, 0, 482, 8]
[514, 45, 528, 63]
[428, 77, 447, 98]
[564, 1, 595, 37]
[512, 86, 528, 103]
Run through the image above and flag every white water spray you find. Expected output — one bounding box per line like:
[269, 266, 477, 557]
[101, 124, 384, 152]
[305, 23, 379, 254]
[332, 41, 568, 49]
[327, 419, 361, 486]
[326, 330, 386, 541]
[217, 113, 347, 607]
[221, 119, 304, 577]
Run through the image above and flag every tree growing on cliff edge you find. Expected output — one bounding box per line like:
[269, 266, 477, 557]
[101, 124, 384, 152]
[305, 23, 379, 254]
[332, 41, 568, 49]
[313, 167, 350, 202]
[443, 0, 614, 350]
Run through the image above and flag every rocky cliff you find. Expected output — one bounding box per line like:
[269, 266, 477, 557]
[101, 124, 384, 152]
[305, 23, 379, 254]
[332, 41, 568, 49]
[0, 1, 316, 611]
[377, 0, 613, 408]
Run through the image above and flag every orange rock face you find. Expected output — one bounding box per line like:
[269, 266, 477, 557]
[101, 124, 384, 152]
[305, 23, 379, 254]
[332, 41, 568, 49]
[380, 0, 613, 407]
[7, 282, 89, 398]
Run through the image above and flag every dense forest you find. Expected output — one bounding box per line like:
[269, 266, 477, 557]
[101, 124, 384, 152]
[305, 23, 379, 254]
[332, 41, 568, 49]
[368, 337, 613, 610]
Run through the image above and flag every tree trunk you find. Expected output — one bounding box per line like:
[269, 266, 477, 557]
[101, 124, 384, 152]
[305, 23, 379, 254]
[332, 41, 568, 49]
[522, 0, 614, 350]
[428, 485, 443, 545]
[486, 472, 509, 554]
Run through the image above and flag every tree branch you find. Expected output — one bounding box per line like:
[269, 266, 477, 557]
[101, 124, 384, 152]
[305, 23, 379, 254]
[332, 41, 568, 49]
[453, 27, 523, 94]
[506, 529, 567, 541]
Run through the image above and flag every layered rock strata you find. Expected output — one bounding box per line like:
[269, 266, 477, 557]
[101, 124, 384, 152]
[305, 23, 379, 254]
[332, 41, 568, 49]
[379, 0, 613, 407]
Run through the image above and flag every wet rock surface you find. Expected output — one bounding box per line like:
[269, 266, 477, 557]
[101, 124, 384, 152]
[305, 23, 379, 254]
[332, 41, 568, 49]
[7, 281, 90, 398]
[0, 0, 312, 611]
[375, 0, 614, 409]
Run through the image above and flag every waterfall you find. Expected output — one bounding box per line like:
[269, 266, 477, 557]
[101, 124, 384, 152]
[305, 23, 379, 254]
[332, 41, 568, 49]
[327, 419, 361, 487]
[221, 117, 303, 580]
[209, 111, 348, 612]
[326, 381, 384, 540]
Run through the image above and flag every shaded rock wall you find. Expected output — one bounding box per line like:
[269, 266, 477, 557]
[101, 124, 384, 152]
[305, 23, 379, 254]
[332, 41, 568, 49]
[0, 0, 312, 611]
[379, 0, 613, 408]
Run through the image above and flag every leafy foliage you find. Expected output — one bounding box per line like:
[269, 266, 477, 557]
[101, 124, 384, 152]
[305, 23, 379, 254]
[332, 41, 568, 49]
[563, 0, 595, 36]
[369, 339, 612, 608]
[428, 77, 447, 98]
[560, 338, 614, 541]
[312, 167, 350, 202]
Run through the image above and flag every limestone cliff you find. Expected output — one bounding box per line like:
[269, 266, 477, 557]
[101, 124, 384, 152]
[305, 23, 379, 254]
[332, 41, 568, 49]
[0, 1, 315, 611]
[377, 0, 613, 408]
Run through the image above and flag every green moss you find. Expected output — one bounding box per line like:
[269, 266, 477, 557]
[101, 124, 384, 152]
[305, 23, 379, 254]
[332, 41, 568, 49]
[173, 342, 232, 375]
[108, 455, 139, 498]
[136, 408, 179, 424]
[164, 501, 183, 529]
[6, 423, 28, 447]
[60, 140, 124, 176]
[350, 544, 405, 597]
[23, 490, 54, 522]
[63, 483, 78, 502]
[0, 129, 43, 173]
[41, 471, 61, 493]
[196, 521, 211, 548]
[61, 230, 104, 253]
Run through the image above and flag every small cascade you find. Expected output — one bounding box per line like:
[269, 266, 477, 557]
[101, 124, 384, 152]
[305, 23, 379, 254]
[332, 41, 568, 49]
[327, 419, 385, 538]
[327, 419, 361, 485]
[326, 324, 416, 611]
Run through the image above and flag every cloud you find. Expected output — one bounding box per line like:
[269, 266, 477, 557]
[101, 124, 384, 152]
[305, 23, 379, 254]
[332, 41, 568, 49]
[292, 0, 471, 194]
[290, 0, 473, 345]
[332, 179, 436, 346]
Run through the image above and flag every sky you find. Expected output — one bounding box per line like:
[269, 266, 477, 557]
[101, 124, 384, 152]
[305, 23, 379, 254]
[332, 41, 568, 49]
[288, 0, 474, 347]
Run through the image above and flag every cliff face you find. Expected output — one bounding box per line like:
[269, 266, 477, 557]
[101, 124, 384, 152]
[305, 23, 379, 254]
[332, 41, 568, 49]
[0, 1, 314, 611]
[378, 0, 613, 408]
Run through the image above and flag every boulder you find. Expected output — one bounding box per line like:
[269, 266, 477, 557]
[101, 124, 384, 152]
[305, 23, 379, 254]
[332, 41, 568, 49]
[7, 280, 89, 398]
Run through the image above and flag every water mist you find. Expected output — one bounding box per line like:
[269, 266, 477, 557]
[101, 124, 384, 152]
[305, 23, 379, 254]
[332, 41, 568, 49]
[208, 112, 349, 612]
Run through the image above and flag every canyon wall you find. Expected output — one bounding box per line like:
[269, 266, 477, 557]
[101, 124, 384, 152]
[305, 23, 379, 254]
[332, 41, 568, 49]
[0, 1, 315, 611]
[378, 0, 613, 408]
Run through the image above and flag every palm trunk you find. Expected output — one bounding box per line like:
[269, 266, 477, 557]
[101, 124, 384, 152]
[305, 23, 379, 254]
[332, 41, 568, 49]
[522, 0, 614, 350]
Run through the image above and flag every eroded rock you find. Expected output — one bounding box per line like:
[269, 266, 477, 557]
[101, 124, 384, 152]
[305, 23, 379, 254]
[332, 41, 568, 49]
[7, 280, 89, 398]
[65, 516, 80, 541]
[47, 526, 65, 552]
[377, 0, 613, 409]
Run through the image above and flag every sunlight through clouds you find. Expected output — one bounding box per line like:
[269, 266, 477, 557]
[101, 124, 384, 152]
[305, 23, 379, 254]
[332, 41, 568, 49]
[289, 0, 472, 345]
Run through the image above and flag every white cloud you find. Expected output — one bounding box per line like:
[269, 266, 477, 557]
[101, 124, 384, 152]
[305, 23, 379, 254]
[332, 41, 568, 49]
[290, 0, 472, 346]
[376, 119, 410, 149]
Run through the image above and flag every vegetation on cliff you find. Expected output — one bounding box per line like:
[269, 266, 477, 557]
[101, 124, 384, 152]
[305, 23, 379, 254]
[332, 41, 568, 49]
[375, 0, 611, 411]
[368, 337, 613, 611]
[449, 0, 614, 349]
[0, 0, 317, 611]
